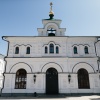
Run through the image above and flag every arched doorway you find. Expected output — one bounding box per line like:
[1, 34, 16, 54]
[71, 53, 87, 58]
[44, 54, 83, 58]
[46, 68, 58, 94]
[78, 68, 90, 89]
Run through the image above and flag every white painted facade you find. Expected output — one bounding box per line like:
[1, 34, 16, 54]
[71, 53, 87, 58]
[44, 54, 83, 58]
[0, 54, 5, 93]
[1, 17, 100, 96]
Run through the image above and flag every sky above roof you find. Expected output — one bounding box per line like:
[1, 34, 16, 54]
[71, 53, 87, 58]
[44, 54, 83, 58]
[0, 0, 100, 55]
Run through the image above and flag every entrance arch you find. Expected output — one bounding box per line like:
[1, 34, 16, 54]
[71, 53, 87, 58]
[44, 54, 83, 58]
[46, 68, 58, 94]
[41, 62, 63, 73]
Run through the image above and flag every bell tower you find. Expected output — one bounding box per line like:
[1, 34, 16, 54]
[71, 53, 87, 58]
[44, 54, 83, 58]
[37, 2, 66, 36]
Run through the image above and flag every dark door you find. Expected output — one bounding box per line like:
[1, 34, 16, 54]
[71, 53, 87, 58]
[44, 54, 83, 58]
[78, 68, 90, 89]
[46, 68, 58, 94]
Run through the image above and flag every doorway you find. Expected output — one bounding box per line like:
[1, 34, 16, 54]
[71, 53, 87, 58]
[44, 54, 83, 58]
[46, 68, 58, 94]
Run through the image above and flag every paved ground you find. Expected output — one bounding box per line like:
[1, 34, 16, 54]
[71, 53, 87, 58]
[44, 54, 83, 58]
[0, 95, 100, 100]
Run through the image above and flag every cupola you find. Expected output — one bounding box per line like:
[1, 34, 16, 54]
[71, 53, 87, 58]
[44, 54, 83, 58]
[37, 2, 66, 36]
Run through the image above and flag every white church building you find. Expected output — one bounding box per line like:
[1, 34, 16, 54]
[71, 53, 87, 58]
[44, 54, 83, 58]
[1, 3, 100, 96]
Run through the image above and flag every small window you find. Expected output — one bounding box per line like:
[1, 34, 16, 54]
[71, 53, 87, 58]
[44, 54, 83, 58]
[84, 46, 89, 54]
[56, 46, 59, 54]
[74, 46, 78, 54]
[45, 46, 48, 54]
[26, 47, 30, 54]
[15, 47, 19, 54]
[49, 44, 54, 53]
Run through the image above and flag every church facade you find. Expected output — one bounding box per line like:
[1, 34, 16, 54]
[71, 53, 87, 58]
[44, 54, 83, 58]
[1, 3, 100, 96]
[0, 54, 5, 94]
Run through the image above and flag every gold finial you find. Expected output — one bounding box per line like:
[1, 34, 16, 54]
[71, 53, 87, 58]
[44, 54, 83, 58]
[49, 2, 54, 15]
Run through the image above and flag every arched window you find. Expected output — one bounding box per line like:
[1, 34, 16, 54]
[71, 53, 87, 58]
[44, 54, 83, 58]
[45, 46, 48, 54]
[26, 47, 30, 54]
[15, 69, 27, 89]
[78, 68, 90, 89]
[47, 28, 56, 36]
[15, 47, 19, 54]
[84, 46, 89, 54]
[74, 46, 77, 54]
[56, 46, 59, 54]
[49, 44, 54, 53]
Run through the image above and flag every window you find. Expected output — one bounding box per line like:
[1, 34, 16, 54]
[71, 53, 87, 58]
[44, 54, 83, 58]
[26, 47, 30, 54]
[15, 47, 19, 54]
[47, 28, 56, 36]
[45, 46, 48, 54]
[49, 44, 54, 53]
[84, 46, 89, 54]
[15, 69, 27, 89]
[56, 46, 59, 54]
[74, 46, 77, 54]
[44, 44, 59, 54]
[78, 68, 90, 89]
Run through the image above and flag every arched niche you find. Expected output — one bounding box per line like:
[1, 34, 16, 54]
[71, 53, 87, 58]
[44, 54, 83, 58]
[45, 23, 58, 36]
[72, 63, 95, 73]
[41, 62, 63, 73]
[10, 62, 32, 73]
[45, 23, 58, 30]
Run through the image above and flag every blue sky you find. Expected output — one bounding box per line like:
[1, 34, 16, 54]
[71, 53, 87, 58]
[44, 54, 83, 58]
[0, 0, 100, 55]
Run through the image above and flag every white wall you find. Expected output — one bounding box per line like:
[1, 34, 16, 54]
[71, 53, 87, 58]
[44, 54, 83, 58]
[0, 55, 5, 93]
[5, 37, 97, 58]
[2, 57, 100, 94]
